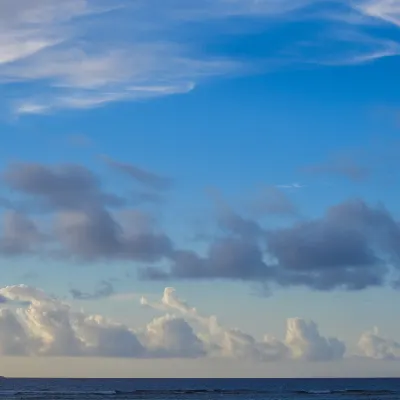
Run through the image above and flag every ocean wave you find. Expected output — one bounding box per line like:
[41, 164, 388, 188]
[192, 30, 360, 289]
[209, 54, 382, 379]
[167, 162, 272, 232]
[294, 389, 396, 396]
[0, 390, 117, 396]
[0, 388, 396, 398]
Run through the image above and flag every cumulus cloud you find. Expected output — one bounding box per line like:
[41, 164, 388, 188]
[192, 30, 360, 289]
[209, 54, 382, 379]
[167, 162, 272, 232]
[2, 161, 400, 292]
[0, 284, 348, 361]
[358, 327, 400, 360]
[0, 162, 173, 263]
[54, 208, 173, 262]
[143, 199, 400, 291]
[141, 287, 346, 362]
[285, 318, 345, 361]
[2, 162, 124, 211]
[0, 0, 399, 113]
[0, 211, 44, 255]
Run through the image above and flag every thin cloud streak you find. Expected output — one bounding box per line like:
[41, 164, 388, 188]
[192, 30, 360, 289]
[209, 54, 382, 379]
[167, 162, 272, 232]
[0, 0, 400, 113]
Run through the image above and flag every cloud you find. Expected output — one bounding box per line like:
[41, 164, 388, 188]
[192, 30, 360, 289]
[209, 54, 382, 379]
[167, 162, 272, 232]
[141, 238, 271, 281]
[141, 315, 206, 358]
[0, 161, 173, 263]
[0, 284, 350, 361]
[142, 199, 400, 291]
[358, 327, 400, 360]
[277, 183, 305, 189]
[0, 211, 45, 255]
[2, 160, 400, 292]
[54, 208, 173, 262]
[1, 1, 237, 114]
[285, 318, 345, 361]
[1, 0, 400, 113]
[141, 287, 346, 362]
[356, 0, 400, 27]
[3, 162, 124, 211]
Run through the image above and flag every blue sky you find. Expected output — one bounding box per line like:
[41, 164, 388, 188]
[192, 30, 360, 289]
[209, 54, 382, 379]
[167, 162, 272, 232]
[0, 0, 400, 377]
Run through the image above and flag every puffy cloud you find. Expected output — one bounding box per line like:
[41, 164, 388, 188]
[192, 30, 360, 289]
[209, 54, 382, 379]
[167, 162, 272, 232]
[55, 208, 173, 262]
[0, 162, 173, 263]
[141, 287, 345, 362]
[2, 161, 400, 293]
[285, 318, 345, 361]
[143, 199, 400, 292]
[2, 162, 124, 211]
[141, 238, 271, 281]
[0, 285, 348, 361]
[358, 327, 400, 360]
[0, 308, 32, 355]
[0, 211, 44, 255]
[141, 315, 205, 358]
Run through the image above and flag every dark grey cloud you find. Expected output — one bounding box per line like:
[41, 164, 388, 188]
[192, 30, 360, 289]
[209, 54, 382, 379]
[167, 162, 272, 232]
[140, 238, 272, 281]
[3, 162, 124, 211]
[55, 208, 173, 262]
[208, 188, 263, 239]
[70, 280, 114, 300]
[103, 157, 172, 191]
[2, 159, 400, 293]
[141, 199, 400, 291]
[218, 210, 263, 239]
[0, 162, 172, 263]
[266, 219, 385, 291]
[0, 211, 45, 256]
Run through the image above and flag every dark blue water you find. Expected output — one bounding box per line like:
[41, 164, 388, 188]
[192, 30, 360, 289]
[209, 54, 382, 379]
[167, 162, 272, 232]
[0, 379, 399, 400]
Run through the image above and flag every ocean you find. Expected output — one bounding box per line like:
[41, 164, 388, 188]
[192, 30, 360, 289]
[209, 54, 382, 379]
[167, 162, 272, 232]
[0, 379, 399, 400]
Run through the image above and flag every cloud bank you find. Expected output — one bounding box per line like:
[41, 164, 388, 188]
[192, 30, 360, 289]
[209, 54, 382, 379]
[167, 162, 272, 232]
[1, 160, 400, 293]
[0, 284, 395, 362]
[0, 285, 351, 361]
[1, 0, 400, 113]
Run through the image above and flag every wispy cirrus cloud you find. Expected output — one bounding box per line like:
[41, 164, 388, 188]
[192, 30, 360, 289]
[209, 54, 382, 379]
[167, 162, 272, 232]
[1, 0, 400, 114]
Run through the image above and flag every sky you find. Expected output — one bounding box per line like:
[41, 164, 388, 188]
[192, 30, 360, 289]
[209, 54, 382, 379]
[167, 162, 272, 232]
[0, 0, 400, 378]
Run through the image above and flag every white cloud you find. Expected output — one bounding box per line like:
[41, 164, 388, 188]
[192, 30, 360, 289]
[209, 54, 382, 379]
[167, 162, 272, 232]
[0, 0, 399, 114]
[356, 0, 400, 27]
[141, 314, 206, 358]
[0, 284, 350, 361]
[285, 318, 345, 361]
[5, 285, 400, 363]
[142, 287, 346, 362]
[358, 327, 400, 360]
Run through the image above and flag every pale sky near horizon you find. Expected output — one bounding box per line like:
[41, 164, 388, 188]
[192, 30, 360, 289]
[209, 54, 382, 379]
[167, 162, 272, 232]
[0, 0, 400, 378]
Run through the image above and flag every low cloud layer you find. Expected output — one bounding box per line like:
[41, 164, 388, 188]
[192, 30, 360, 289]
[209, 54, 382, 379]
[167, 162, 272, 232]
[1, 161, 400, 292]
[0, 285, 351, 361]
